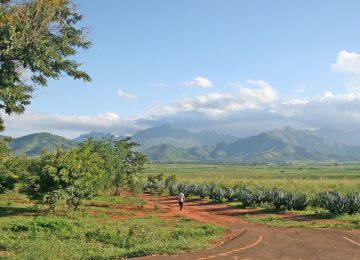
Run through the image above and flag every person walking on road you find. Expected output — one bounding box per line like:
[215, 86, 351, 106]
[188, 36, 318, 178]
[178, 192, 185, 211]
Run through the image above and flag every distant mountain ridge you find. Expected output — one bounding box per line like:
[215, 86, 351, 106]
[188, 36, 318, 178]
[7, 125, 360, 162]
[10, 132, 76, 156]
[313, 127, 360, 146]
[72, 132, 124, 143]
[132, 124, 238, 150]
[145, 126, 360, 163]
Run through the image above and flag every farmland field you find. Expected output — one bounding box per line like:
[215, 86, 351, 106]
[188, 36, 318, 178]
[144, 163, 360, 194]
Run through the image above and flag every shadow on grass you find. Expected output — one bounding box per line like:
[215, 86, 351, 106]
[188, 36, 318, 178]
[0, 206, 42, 218]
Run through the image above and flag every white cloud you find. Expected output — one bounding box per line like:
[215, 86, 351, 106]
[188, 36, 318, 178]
[2, 111, 142, 138]
[331, 50, 360, 74]
[148, 80, 278, 120]
[117, 89, 137, 100]
[181, 76, 214, 88]
[6, 80, 360, 139]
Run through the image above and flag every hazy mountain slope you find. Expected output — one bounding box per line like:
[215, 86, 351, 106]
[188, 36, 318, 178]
[207, 127, 360, 162]
[11, 133, 76, 156]
[313, 127, 360, 146]
[132, 124, 237, 150]
[145, 144, 196, 162]
[72, 132, 124, 143]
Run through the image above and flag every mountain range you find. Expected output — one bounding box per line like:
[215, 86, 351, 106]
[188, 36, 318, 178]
[6, 125, 360, 163]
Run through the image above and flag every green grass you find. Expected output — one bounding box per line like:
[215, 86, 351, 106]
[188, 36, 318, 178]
[0, 192, 224, 259]
[242, 213, 360, 229]
[145, 163, 360, 194]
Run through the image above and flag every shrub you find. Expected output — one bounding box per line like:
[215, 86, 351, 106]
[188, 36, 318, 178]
[22, 142, 105, 212]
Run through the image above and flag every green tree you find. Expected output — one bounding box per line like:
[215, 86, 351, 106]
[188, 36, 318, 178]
[0, 0, 91, 130]
[0, 156, 29, 193]
[22, 141, 105, 212]
[0, 137, 13, 192]
[112, 137, 147, 195]
[91, 137, 147, 195]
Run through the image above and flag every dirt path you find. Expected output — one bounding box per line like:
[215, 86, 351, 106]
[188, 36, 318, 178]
[137, 195, 360, 260]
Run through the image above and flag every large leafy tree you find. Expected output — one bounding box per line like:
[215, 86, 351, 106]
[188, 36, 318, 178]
[0, 0, 91, 130]
[23, 141, 105, 212]
[91, 137, 147, 195]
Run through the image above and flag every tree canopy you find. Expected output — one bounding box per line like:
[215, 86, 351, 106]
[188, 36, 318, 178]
[0, 0, 91, 130]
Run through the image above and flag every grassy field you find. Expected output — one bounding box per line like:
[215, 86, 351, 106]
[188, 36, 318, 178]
[242, 212, 360, 229]
[0, 192, 223, 259]
[145, 163, 360, 194]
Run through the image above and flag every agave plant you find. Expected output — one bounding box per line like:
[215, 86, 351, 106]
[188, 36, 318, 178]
[266, 189, 285, 209]
[211, 188, 226, 202]
[195, 185, 211, 199]
[236, 188, 254, 207]
[187, 184, 198, 196]
[315, 192, 347, 214]
[346, 193, 360, 215]
[252, 190, 266, 205]
[177, 183, 190, 196]
[224, 187, 236, 201]
[168, 183, 178, 195]
[284, 192, 309, 210]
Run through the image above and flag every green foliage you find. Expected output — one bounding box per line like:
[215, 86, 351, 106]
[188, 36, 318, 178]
[22, 141, 105, 211]
[0, 138, 29, 193]
[145, 163, 360, 195]
[91, 137, 147, 194]
[0, 156, 29, 193]
[283, 193, 309, 210]
[145, 173, 167, 196]
[314, 192, 360, 215]
[0, 0, 91, 130]
[242, 214, 360, 229]
[236, 188, 255, 207]
[211, 188, 226, 202]
[0, 193, 224, 259]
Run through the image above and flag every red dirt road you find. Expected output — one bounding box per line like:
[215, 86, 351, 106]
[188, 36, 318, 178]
[138, 195, 360, 260]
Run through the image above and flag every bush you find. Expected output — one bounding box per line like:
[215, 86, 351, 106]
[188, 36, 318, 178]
[22, 142, 105, 212]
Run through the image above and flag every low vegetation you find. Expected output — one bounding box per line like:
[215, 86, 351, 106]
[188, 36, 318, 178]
[0, 192, 223, 259]
[145, 163, 360, 194]
[144, 181, 360, 215]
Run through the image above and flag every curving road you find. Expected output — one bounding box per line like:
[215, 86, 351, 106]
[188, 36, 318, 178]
[137, 195, 360, 260]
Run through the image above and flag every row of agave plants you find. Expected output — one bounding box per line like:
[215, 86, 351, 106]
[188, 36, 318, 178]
[144, 182, 360, 215]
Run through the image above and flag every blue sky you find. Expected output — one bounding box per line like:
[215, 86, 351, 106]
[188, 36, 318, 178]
[4, 0, 360, 138]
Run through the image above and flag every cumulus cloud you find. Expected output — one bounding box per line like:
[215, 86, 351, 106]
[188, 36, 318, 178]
[153, 80, 278, 119]
[117, 89, 137, 100]
[6, 80, 360, 139]
[331, 50, 360, 74]
[181, 76, 214, 88]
